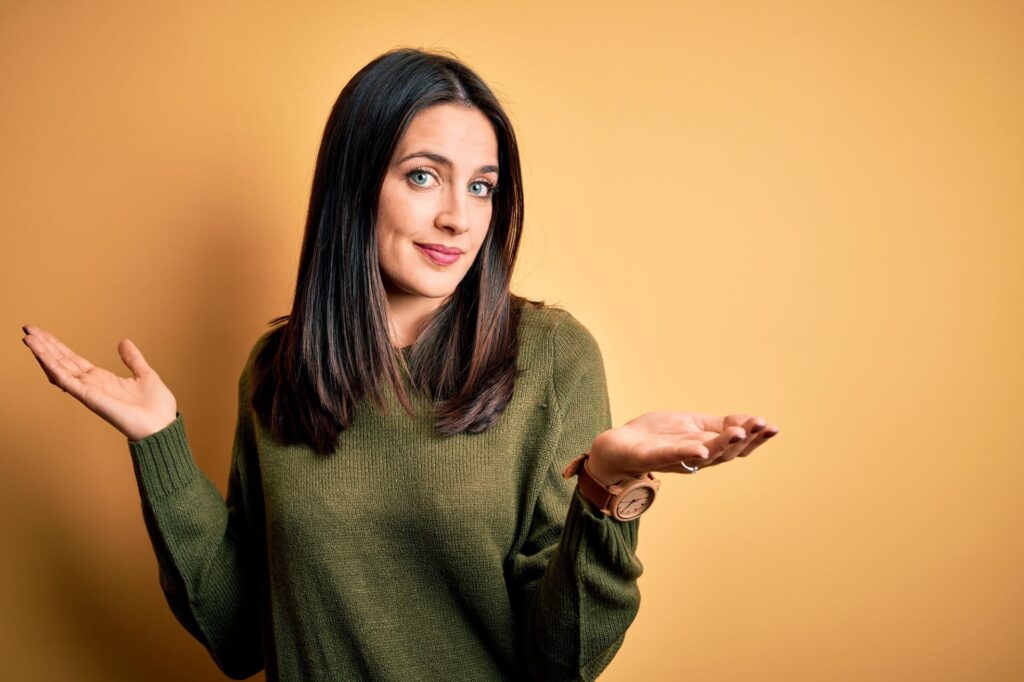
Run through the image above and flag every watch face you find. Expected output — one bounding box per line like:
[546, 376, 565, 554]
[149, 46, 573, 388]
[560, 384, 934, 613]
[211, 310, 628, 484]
[615, 485, 654, 520]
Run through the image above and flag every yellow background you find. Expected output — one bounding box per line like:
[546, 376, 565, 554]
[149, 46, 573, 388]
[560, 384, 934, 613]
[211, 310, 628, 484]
[4, 1, 1022, 679]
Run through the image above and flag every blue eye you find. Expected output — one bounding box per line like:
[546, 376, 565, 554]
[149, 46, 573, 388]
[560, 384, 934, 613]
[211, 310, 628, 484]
[470, 180, 497, 198]
[407, 169, 433, 187]
[405, 167, 497, 199]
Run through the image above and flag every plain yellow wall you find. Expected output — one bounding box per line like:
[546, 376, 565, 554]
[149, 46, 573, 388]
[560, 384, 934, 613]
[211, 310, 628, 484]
[4, 1, 1022, 680]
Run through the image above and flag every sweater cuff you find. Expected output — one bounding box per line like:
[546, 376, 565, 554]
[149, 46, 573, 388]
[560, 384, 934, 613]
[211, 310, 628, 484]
[127, 411, 200, 498]
[563, 484, 641, 573]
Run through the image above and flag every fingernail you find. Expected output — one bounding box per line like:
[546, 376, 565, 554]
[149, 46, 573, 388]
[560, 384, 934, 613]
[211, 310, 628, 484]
[750, 424, 762, 434]
[21, 325, 29, 335]
[729, 435, 742, 444]
[763, 431, 777, 439]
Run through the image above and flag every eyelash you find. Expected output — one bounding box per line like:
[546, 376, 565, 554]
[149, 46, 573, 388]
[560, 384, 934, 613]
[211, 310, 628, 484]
[405, 166, 499, 198]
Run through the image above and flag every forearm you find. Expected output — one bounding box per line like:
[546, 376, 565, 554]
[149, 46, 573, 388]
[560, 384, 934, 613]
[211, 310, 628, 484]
[518, 486, 643, 680]
[129, 412, 264, 678]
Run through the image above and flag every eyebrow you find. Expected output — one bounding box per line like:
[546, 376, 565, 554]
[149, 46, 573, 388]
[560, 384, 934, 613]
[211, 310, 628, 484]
[396, 150, 498, 175]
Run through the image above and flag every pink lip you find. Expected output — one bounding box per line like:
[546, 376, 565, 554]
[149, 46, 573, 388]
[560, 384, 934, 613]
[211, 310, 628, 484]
[415, 243, 461, 266]
[415, 243, 463, 255]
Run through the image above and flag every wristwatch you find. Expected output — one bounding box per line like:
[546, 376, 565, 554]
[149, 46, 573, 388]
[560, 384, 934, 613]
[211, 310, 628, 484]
[561, 452, 661, 521]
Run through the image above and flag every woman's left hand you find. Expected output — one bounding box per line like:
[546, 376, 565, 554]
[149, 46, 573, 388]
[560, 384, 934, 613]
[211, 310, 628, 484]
[585, 411, 780, 486]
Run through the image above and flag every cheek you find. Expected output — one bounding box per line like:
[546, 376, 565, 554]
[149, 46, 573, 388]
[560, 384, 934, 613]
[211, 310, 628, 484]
[378, 186, 433, 235]
[471, 218, 492, 252]
[376, 200, 396, 238]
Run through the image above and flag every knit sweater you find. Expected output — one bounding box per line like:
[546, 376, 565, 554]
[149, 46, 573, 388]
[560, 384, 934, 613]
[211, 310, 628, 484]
[127, 304, 643, 681]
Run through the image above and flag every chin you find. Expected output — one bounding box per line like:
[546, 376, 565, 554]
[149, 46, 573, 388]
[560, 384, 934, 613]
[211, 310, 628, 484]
[395, 278, 460, 300]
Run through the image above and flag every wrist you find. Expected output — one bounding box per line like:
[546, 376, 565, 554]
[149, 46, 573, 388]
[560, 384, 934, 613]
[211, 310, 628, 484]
[584, 453, 632, 488]
[572, 451, 662, 521]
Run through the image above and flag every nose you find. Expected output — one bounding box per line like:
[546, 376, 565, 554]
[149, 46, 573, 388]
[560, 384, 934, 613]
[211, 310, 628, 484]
[435, 184, 471, 235]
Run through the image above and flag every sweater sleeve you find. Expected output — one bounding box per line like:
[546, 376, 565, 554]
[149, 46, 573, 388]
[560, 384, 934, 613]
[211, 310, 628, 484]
[127, 354, 265, 680]
[508, 312, 644, 681]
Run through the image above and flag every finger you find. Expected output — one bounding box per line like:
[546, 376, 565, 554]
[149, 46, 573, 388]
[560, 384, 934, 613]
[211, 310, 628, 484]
[704, 426, 747, 458]
[724, 413, 755, 429]
[641, 428, 722, 472]
[728, 416, 765, 458]
[677, 458, 703, 474]
[641, 437, 711, 468]
[691, 412, 725, 433]
[736, 433, 764, 457]
[649, 455, 709, 474]
[23, 337, 61, 386]
[699, 426, 752, 465]
[48, 333, 95, 373]
[29, 326, 95, 374]
[738, 424, 780, 457]
[645, 428, 740, 473]
[715, 438, 748, 462]
[718, 418, 766, 461]
[742, 416, 766, 435]
[117, 338, 152, 379]
[677, 450, 735, 472]
[691, 412, 753, 434]
[658, 427, 744, 471]
[22, 334, 89, 398]
[23, 334, 86, 382]
[654, 423, 777, 471]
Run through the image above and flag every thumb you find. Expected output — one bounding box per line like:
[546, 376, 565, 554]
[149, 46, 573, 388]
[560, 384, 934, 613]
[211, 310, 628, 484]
[118, 338, 153, 379]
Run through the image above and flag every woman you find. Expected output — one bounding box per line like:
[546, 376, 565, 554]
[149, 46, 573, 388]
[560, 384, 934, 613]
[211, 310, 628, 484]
[21, 48, 778, 681]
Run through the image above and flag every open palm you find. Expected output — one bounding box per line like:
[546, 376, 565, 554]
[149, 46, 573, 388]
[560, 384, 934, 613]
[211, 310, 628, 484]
[21, 324, 178, 442]
[587, 410, 779, 485]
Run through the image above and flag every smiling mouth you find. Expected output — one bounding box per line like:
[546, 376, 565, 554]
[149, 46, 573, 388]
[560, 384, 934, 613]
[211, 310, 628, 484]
[415, 243, 461, 266]
[414, 242, 463, 255]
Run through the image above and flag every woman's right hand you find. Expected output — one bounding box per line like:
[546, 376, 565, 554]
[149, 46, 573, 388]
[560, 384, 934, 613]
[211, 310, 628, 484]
[21, 324, 178, 442]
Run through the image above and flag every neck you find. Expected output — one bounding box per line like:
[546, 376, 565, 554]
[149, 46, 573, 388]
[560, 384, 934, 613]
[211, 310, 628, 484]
[384, 288, 449, 348]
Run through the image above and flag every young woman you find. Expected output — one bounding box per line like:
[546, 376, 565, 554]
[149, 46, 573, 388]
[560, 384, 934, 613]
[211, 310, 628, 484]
[22, 48, 779, 681]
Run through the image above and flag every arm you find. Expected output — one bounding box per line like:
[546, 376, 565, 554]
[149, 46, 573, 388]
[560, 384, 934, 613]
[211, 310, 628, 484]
[507, 313, 644, 681]
[127, 354, 264, 680]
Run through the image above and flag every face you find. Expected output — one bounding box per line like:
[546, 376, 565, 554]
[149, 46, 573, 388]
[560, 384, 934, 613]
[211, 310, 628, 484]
[376, 103, 499, 306]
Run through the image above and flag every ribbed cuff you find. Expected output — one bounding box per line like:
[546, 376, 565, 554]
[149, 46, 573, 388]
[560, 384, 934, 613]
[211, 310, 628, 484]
[561, 484, 641, 573]
[127, 411, 200, 498]
[574, 484, 606, 518]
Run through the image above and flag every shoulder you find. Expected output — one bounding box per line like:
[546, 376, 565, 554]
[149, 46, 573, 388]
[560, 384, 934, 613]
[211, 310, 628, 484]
[250, 326, 279, 361]
[238, 324, 283, 389]
[519, 298, 598, 344]
[519, 301, 603, 363]
[517, 300, 606, 407]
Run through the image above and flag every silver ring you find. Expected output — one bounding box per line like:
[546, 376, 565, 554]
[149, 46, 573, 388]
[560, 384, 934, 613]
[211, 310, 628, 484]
[679, 459, 700, 474]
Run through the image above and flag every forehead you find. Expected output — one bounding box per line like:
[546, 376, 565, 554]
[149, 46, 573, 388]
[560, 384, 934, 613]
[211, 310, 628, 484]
[394, 103, 498, 163]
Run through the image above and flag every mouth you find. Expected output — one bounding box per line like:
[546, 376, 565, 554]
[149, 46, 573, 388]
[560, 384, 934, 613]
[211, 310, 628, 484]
[414, 243, 462, 266]
[415, 242, 463, 255]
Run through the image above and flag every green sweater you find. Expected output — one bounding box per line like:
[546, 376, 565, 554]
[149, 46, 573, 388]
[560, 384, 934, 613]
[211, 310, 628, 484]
[127, 304, 643, 681]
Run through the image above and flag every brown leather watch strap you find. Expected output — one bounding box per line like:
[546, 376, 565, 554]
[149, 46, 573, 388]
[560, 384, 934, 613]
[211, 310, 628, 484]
[562, 452, 663, 521]
[562, 452, 615, 515]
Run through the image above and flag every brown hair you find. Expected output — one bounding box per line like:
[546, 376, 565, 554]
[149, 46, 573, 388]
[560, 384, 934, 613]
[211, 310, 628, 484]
[250, 47, 538, 456]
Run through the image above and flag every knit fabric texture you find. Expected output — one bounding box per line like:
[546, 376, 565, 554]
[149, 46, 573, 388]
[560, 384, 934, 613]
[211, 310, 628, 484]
[127, 304, 643, 681]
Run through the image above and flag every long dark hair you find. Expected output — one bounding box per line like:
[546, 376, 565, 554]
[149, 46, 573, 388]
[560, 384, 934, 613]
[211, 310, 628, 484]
[250, 47, 538, 456]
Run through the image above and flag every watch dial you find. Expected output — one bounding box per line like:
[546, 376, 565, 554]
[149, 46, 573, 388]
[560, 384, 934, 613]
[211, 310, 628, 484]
[616, 486, 654, 520]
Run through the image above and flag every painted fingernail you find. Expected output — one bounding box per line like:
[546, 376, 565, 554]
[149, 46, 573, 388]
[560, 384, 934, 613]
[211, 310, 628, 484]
[763, 430, 777, 439]
[750, 424, 762, 434]
[729, 435, 742, 444]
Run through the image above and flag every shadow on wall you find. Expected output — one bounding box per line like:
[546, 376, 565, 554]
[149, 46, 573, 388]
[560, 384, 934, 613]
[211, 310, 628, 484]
[11, 196, 273, 680]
